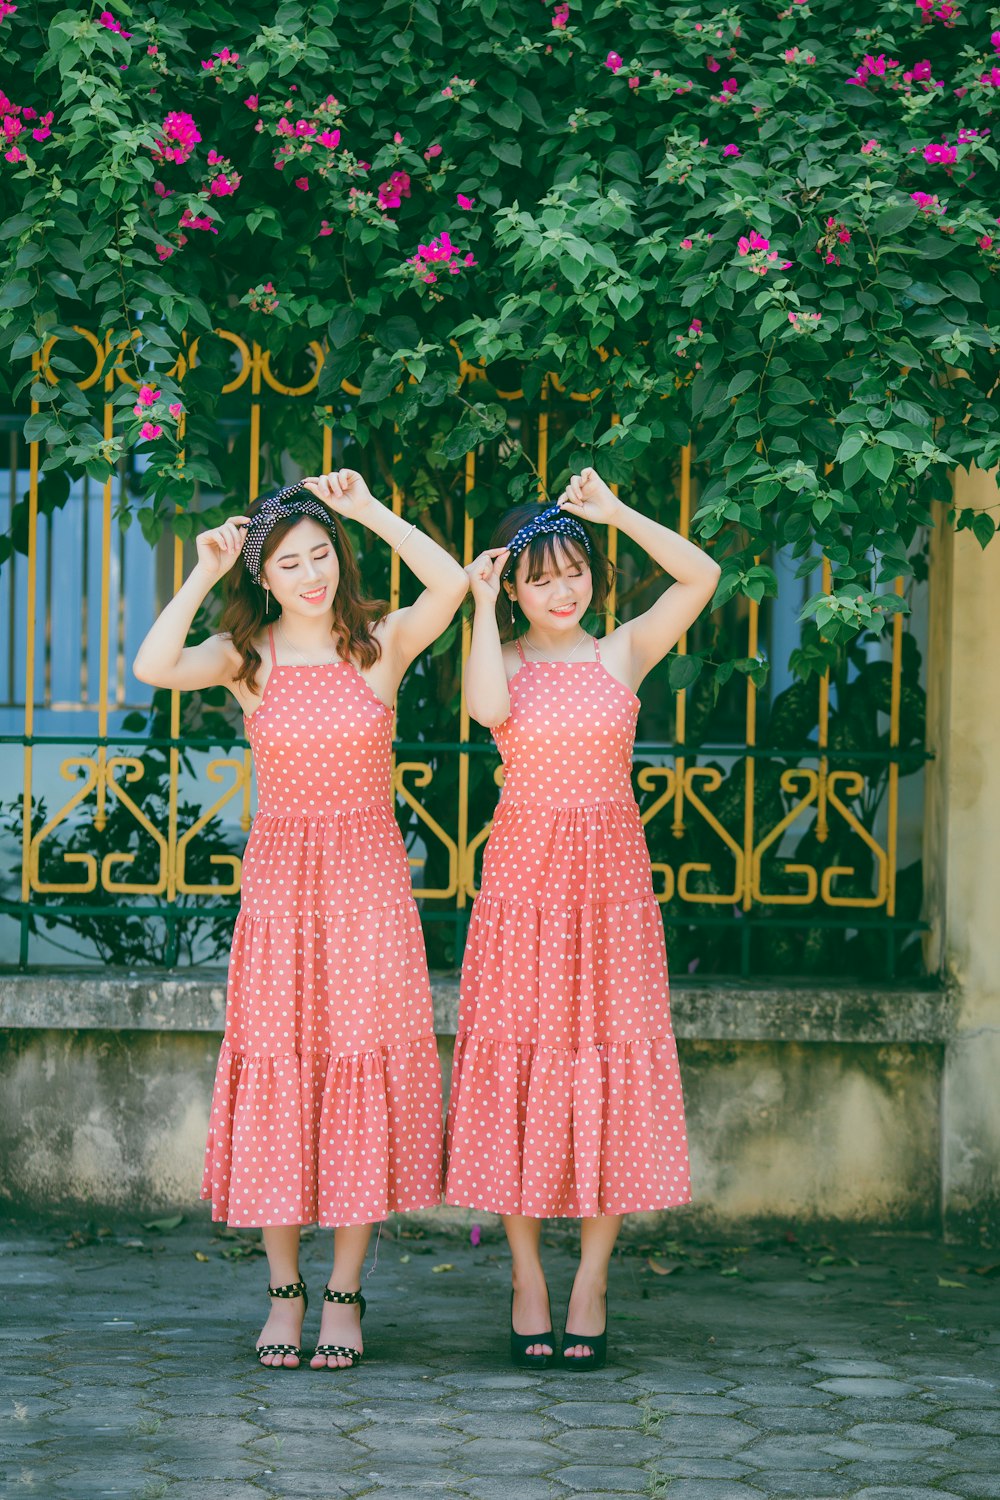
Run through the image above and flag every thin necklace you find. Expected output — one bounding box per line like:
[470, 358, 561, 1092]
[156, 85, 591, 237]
[277, 620, 338, 667]
[522, 631, 591, 664]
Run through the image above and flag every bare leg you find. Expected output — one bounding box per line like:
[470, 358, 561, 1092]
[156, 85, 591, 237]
[503, 1214, 553, 1358]
[258, 1225, 306, 1368]
[310, 1223, 373, 1369]
[563, 1214, 624, 1359]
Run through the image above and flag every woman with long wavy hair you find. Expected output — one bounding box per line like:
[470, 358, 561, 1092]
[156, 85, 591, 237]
[134, 469, 467, 1371]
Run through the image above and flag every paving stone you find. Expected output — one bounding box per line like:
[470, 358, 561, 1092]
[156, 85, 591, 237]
[647, 1414, 760, 1452]
[447, 1409, 559, 1441]
[751, 1405, 843, 1434]
[618, 1391, 747, 1417]
[804, 1358, 897, 1376]
[727, 1381, 833, 1406]
[647, 1456, 753, 1480]
[814, 1376, 919, 1397]
[454, 1436, 561, 1474]
[555, 1467, 664, 1494]
[850, 1490, 966, 1500]
[629, 1482, 766, 1500]
[843, 1419, 958, 1450]
[739, 1433, 845, 1470]
[944, 1477, 1000, 1500]
[549, 1428, 664, 1463]
[545, 1401, 646, 1430]
[459, 1479, 565, 1500]
[935, 1407, 1000, 1435]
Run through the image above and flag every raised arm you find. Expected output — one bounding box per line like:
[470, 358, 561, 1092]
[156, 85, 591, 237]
[464, 548, 513, 728]
[301, 469, 468, 673]
[132, 516, 247, 690]
[559, 469, 721, 688]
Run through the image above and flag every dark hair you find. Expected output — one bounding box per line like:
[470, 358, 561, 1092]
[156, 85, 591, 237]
[490, 502, 614, 640]
[220, 501, 386, 693]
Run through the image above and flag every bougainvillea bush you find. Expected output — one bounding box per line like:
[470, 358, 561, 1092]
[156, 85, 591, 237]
[2, 0, 1000, 671]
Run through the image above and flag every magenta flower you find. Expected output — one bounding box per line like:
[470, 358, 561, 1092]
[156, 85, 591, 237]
[979, 234, 994, 249]
[993, 30, 1000, 51]
[208, 172, 240, 196]
[860, 138, 878, 154]
[139, 422, 162, 441]
[605, 51, 623, 73]
[378, 170, 411, 211]
[706, 56, 721, 72]
[152, 111, 201, 165]
[179, 208, 217, 233]
[911, 190, 945, 214]
[721, 77, 738, 94]
[137, 385, 160, 407]
[456, 193, 475, 209]
[168, 403, 182, 420]
[722, 143, 741, 157]
[738, 230, 770, 255]
[294, 176, 309, 191]
[424, 143, 442, 160]
[99, 10, 133, 38]
[244, 95, 259, 111]
[0, 1, 18, 20]
[923, 141, 957, 164]
[155, 244, 174, 261]
[552, 3, 569, 27]
[980, 67, 1000, 87]
[680, 237, 693, 249]
[688, 318, 703, 335]
[316, 129, 341, 149]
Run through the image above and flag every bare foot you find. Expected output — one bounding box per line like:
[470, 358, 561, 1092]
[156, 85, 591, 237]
[310, 1289, 365, 1369]
[512, 1274, 553, 1358]
[257, 1287, 306, 1368]
[563, 1278, 606, 1360]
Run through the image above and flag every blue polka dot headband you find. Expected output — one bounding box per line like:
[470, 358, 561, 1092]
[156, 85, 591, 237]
[240, 481, 337, 585]
[502, 504, 591, 575]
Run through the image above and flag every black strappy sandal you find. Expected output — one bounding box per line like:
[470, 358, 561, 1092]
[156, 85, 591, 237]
[311, 1286, 366, 1370]
[510, 1290, 554, 1369]
[256, 1278, 308, 1369]
[560, 1293, 608, 1372]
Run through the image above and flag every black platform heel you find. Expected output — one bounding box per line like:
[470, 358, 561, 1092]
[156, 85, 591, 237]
[510, 1291, 554, 1369]
[560, 1293, 608, 1372]
[256, 1279, 308, 1368]
[311, 1286, 367, 1370]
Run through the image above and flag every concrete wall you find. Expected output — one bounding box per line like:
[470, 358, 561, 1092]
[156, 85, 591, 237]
[925, 467, 1000, 1238]
[0, 973, 956, 1233]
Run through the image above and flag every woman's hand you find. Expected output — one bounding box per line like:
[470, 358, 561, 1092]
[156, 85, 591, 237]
[194, 515, 250, 582]
[466, 547, 510, 608]
[302, 468, 377, 521]
[556, 467, 622, 527]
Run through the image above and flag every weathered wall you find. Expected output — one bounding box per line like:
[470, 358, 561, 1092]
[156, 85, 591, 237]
[925, 467, 1000, 1238]
[0, 975, 954, 1232]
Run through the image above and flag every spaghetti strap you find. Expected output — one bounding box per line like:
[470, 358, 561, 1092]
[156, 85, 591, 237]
[267, 624, 278, 669]
[592, 635, 602, 662]
[514, 637, 527, 665]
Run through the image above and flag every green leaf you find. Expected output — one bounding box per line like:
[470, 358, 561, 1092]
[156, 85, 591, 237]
[863, 444, 894, 482]
[727, 369, 758, 398]
[328, 307, 364, 348]
[770, 376, 813, 405]
[971, 512, 996, 550]
[0, 279, 34, 309]
[872, 201, 919, 238]
[941, 269, 981, 303]
[668, 655, 703, 691]
[905, 282, 947, 305]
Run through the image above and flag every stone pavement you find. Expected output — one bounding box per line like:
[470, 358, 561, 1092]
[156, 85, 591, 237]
[1, 1213, 998, 1500]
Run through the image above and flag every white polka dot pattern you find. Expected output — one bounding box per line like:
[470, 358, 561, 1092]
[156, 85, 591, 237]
[200, 658, 444, 1229]
[444, 649, 692, 1218]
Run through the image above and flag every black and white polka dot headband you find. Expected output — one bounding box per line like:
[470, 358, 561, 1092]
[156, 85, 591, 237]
[240, 482, 337, 585]
[502, 504, 591, 575]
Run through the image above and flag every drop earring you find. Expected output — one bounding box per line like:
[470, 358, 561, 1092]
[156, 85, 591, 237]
[264, 583, 270, 615]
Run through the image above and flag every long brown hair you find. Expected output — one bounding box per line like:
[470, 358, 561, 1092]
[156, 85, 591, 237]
[491, 503, 615, 642]
[221, 501, 387, 693]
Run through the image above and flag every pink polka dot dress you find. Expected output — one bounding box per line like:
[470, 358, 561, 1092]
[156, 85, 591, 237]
[445, 637, 691, 1219]
[201, 626, 443, 1228]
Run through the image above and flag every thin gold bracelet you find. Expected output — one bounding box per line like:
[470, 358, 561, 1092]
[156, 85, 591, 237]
[393, 522, 417, 553]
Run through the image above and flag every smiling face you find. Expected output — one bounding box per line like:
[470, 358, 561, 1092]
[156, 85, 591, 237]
[507, 536, 594, 632]
[261, 516, 340, 619]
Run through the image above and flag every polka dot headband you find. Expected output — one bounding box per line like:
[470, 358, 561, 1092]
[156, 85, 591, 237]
[240, 481, 337, 585]
[502, 503, 591, 576]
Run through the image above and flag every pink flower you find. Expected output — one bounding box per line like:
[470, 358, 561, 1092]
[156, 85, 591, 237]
[911, 190, 945, 214]
[627, 76, 639, 88]
[0, 1, 18, 20]
[155, 244, 174, 261]
[139, 422, 162, 441]
[179, 208, 217, 233]
[470, 1223, 482, 1246]
[319, 220, 334, 236]
[456, 193, 475, 209]
[978, 234, 994, 249]
[378, 169, 411, 211]
[168, 402, 183, 419]
[441, 85, 453, 97]
[99, 10, 133, 38]
[680, 237, 693, 249]
[980, 67, 1000, 88]
[721, 77, 738, 93]
[147, 43, 157, 55]
[605, 51, 623, 73]
[138, 385, 160, 407]
[393, 131, 403, 144]
[722, 143, 741, 157]
[294, 176, 309, 191]
[688, 318, 703, 335]
[924, 140, 957, 164]
[244, 95, 259, 111]
[706, 56, 721, 72]
[152, 110, 201, 165]
[424, 142, 442, 160]
[208, 172, 240, 196]
[860, 138, 878, 154]
[552, 2, 569, 26]
[738, 230, 770, 254]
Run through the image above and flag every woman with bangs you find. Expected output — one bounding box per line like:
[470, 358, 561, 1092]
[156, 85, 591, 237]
[134, 469, 467, 1372]
[445, 466, 720, 1369]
